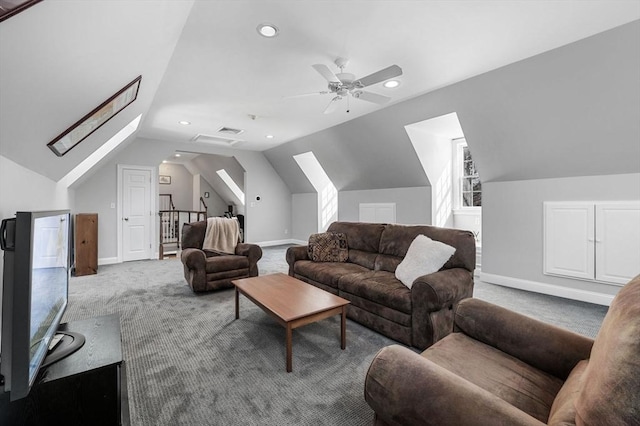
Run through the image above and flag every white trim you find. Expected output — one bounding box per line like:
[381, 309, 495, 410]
[480, 272, 615, 306]
[289, 239, 307, 245]
[98, 257, 119, 266]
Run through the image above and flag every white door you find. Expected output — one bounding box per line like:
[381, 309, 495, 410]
[122, 168, 151, 261]
[596, 202, 640, 285]
[543, 202, 594, 280]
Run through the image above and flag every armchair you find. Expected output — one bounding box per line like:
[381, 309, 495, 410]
[180, 220, 262, 292]
[364, 274, 640, 425]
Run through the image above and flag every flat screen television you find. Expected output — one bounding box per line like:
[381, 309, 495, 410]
[0, 210, 84, 401]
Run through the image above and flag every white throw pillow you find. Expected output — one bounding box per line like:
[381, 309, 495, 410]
[395, 235, 456, 289]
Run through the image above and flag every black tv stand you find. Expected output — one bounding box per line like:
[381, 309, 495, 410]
[0, 314, 129, 426]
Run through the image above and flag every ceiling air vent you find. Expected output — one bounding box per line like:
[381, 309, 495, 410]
[191, 134, 241, 146]
[217, 126, 244, 135]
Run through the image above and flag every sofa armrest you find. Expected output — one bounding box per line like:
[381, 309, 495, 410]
[286, 245, 309, 276]
[454, 298, 594, 380]
[411, 268, 474, 349]
[235, 243, 263, 262]
[235, 243, 262, 277]
[365, 345, 545, 426]
[181, 248, 206, 270]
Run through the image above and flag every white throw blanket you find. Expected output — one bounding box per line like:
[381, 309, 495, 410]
[202, 217, 240, 254]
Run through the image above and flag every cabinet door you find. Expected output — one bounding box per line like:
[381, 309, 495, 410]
[595, 202, 640, 285]
[544, 202, 594, 280]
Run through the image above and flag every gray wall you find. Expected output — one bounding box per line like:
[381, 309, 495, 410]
[0, 155, 73, 280]
[199, 176, 226, 217]
[73, 136, 292, 259]
[338, 187, 431, 225]
[292, 193, 317, 241]
[158, 163, 193, 210]
[482, 173, 640, 296]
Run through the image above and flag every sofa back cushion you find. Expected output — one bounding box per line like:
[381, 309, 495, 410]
[327, 222, 385, 269]
[574, 274, 640, 426]
[182, 220, 206, 249]
[376, 224, 476, 273]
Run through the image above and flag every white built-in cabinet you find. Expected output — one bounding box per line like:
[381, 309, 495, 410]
[544, 201, 640, 285]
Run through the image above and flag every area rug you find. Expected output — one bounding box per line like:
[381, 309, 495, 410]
[63, 256, 395, 426]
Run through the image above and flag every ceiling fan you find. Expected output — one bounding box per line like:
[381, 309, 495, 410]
[293, 57, 403, 114]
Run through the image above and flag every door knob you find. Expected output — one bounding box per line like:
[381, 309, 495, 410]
[124, 217, 129, 221]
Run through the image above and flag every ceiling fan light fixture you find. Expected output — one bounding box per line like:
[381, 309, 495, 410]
[383, 80, 400, 88]
[257, 23, 279, 38]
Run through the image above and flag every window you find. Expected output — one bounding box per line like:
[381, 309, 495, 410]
[458, 142, 481, 207]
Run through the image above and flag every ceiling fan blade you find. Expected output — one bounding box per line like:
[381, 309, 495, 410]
[353, 91, 391, 105]
[356, 64, 403, 87]
[283, 91, 329, 99]
[323, 96, 341, 114]
[312, 64, 340, 83]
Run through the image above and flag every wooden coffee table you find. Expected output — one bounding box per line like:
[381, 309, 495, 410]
[232, 273, 350, 372]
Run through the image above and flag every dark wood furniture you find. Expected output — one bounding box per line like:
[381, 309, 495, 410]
[0, 314, 129, 426]
[74, 213, 98, 276]
[232, 273, 350, 372]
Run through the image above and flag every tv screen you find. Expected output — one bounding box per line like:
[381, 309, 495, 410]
[1, 210, 70, 401]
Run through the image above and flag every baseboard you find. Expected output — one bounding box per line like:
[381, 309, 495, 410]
[480, 272, 614, 306]
[98, 257, 119, 266]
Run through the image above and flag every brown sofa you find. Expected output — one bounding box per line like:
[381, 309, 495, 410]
[180, 220, 262, 292]
[364, 274, 640, 426]
[286, 221, 476, 349]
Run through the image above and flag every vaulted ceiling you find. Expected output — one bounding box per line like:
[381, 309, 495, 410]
[0, 1, 638, 186]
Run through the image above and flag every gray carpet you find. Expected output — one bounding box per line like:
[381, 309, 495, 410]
[63, 245, 608, 426]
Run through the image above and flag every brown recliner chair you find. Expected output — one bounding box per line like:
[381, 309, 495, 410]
[180, 220, 262, 292]
[364, 274, 640, 425]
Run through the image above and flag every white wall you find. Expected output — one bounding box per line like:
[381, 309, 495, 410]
[338, 187, 431, 225]
[482, 173, 640, 301]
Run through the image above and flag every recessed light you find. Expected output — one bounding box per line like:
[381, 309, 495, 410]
[175, 154, 181, 157]
[162, 160, 167, 163]
[266, 134, 274, 139]
[257, 23, 279, 38]
[179, 120, 191, 125]
[383, 80, 400, 88]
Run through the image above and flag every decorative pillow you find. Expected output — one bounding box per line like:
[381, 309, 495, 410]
[395, 235, 456, 289]
[308, 232, 348, 262]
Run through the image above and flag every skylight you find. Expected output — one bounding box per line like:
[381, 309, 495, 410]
[59, 114, 142, 188]
[216, 169, 245, 205]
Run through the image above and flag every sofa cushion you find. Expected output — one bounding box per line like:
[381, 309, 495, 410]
[307, 232, 348, 262]
[338, 271, 412, 314]
[574, 274, 640, 426]
[547, 360, 588, 426]
[293, 260, 368, 289]
[327, 221, 384, 253]
[395, 235, 456, 288]
[204, 255, 249, 272]
[422, 332, 564, 423]
[348, 249, 378, 269]
[379, 223, 476, 273]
